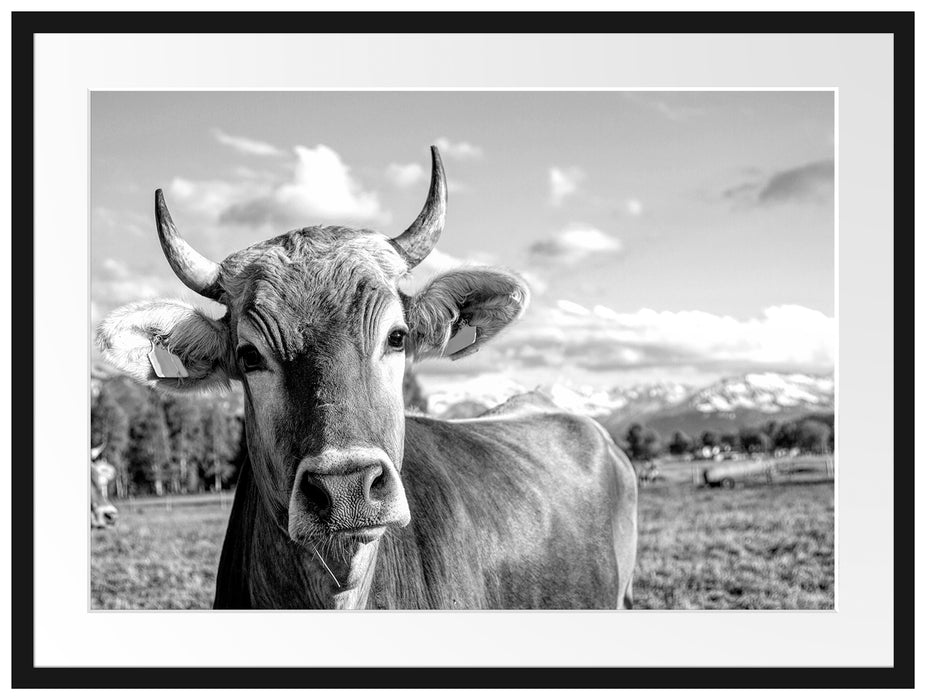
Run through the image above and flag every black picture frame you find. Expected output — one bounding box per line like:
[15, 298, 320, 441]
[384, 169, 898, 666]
[10, 9, 914, 690]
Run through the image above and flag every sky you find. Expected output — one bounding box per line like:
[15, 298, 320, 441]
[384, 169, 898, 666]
[90, 91, 835, 393]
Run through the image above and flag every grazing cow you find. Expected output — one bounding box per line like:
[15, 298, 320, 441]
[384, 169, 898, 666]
[90, 444, 119, 528]
[97, 147, 637, 609]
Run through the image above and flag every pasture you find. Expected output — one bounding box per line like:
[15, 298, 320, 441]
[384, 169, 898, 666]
[91, 480, 834, 610]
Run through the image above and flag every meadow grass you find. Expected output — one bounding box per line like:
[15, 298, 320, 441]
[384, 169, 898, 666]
[634, 481, 834, 609]
[91, 481, 834, 610]
[91, 505, 226, 610]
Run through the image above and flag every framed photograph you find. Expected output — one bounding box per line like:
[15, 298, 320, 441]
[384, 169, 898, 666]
[11, 9, 912, 689]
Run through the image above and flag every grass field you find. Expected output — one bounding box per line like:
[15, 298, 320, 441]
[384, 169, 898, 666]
[91, 480, 834, 610]
[634, 481, 833, 609]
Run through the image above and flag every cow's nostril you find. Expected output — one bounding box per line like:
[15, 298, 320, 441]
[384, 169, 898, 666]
[368, 465, 387, 500]
[300, 472, 331, 518]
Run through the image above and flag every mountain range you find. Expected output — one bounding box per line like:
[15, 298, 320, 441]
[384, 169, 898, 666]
[424, 372, 834, 436]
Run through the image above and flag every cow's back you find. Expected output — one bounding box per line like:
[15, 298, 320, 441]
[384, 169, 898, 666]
[369, 409, 638, 609]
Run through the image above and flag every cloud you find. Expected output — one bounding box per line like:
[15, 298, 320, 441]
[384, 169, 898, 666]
[171, 177, 264, 220]
[274, 145, 385, 221]
[549, 167, 585, 206]
[385, 162, 426, 188]
[232, 165, 278, 181]
[724, 159, 834, 206]
[434, 137, 483, 160]
[212, 128, 283, 157]
[758, 159, 834, 204]
[624, 198, 644, 217]
[530, 225, 622, 264]
[169, 144, 390, 228]
[556, 299, 591, 316]
[623, 93, 707, 122]
[496, 302, 834, 374]
[93, 257, 180, 308]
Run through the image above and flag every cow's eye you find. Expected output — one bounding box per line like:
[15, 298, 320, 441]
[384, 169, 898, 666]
[236, 344, 264, 372]
[387, 329, 407, 351]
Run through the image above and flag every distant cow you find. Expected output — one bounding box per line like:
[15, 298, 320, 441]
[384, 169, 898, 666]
[98, 147, 638, 609]
[90, 444, 118, 528]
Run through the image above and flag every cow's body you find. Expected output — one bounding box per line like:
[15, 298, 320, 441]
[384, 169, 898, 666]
[216, 407, 637, 609]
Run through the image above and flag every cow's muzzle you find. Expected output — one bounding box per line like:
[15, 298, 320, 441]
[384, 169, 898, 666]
[288, 447, 410, 544]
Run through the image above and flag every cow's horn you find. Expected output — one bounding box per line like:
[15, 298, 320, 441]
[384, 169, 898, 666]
[155, 189, 222, 299]
[390, 146, 447, 268]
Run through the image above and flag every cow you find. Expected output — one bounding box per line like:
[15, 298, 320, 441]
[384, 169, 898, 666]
[97, 146, 638, 609]
[90, 444, 119, 528]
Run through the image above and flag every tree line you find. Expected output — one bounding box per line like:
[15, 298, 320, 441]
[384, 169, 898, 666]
[90, 365, 428, 499]
[91, 375, 245, 498]
[617, 415, 834, 463]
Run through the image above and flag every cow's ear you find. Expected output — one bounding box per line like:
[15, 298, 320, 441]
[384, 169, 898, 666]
[407, 267, 530, 360]
[97, 300, 233, 393]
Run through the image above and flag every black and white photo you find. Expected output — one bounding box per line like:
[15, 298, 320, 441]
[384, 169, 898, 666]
[90, 90, 834, 610]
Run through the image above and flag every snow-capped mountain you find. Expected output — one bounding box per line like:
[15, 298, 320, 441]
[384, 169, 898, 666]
[598, 382, 693, 422]
[687, 373, 834, 415]
[603, 372, 835, 437]
[421, 375, 692, 419]
[422, 371, 834, 428]
[539, 383, 627, 417]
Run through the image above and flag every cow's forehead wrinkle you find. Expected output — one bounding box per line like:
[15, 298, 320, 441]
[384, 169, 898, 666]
[231, 272, 404, 363]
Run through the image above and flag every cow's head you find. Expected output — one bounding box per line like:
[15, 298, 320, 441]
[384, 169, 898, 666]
[98, 147, 528, 586]
[90, 453, 118, 528]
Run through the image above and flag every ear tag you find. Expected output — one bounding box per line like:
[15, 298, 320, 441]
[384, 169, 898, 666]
[443, 322, 478, 358]
[148, 340, 189, 379]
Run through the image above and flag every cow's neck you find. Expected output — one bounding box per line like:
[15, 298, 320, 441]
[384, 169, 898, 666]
[218, 456, 382, 609]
